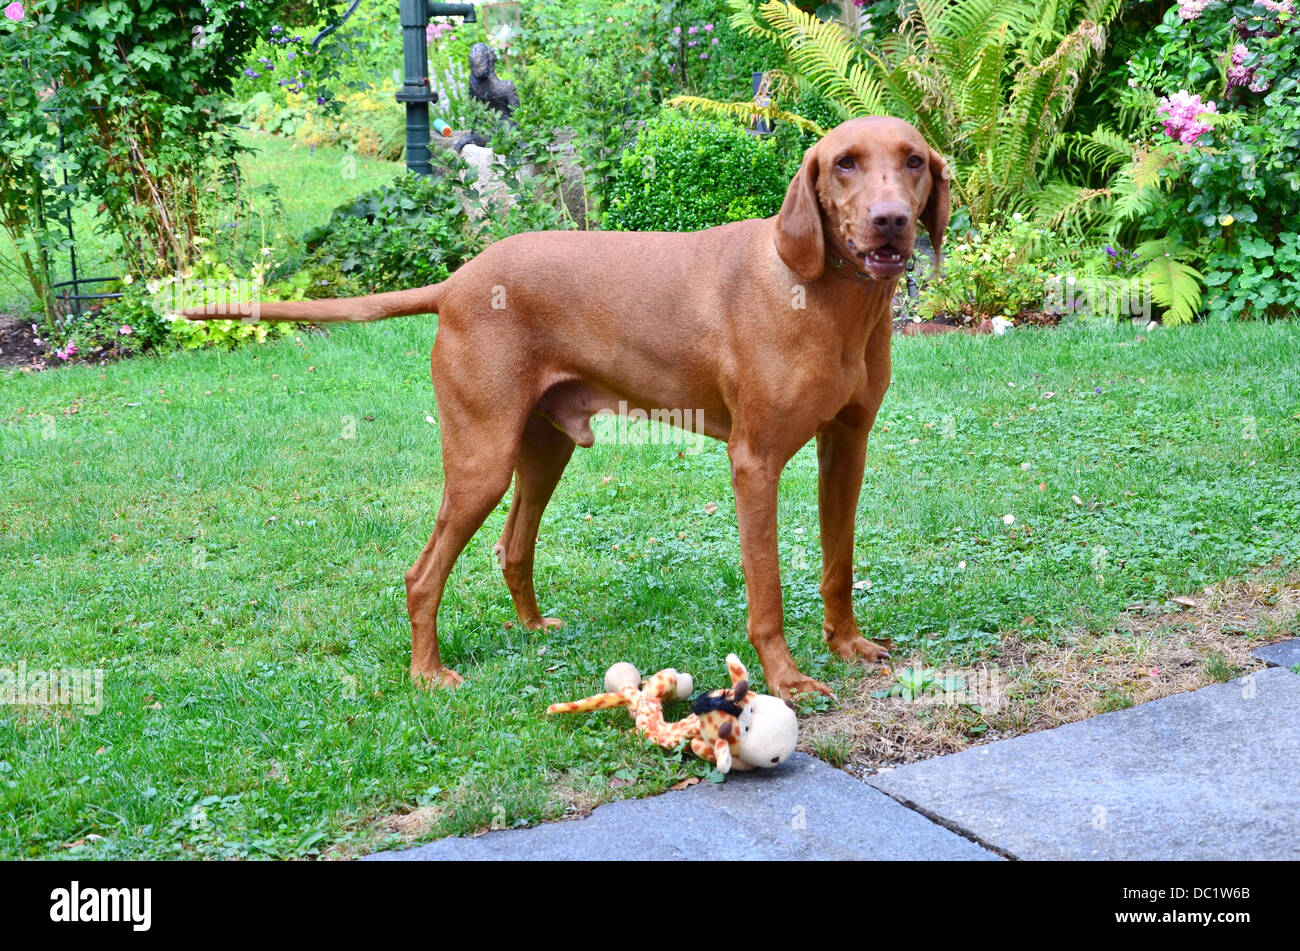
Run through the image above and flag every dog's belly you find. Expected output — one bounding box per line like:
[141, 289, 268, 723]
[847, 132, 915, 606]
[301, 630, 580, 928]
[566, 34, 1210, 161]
[534, 377, 731, 448]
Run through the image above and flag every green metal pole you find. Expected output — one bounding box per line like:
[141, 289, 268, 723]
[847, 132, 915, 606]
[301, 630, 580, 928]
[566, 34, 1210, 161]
[397, 0, 434, 175]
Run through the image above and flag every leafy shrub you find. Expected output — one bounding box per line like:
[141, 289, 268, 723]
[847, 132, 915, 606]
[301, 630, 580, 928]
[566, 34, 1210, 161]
[48, 245, 311, 362]
[300, 172, 478, 296]
[605, 110, 785, 232]
[920, 213, 1071, 323]
[1114, 0, 1300, 321]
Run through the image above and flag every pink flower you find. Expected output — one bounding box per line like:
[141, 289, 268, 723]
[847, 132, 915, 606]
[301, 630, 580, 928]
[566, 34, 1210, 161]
[54, 341, 77, 361]
[1178, 0, 1211, 19]
[704, 23, 714, 31]
[1228, 42, 1271, 92]
[1257, 1, 1294, 12]
[119, 325, 133, 336]
[1156, 90, 1217, 145]
[3, 2, 23, 21]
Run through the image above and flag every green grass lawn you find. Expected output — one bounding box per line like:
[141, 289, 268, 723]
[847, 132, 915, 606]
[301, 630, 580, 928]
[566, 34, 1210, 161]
[0, 130, 402, 318]
[2, 316, 1298, 858]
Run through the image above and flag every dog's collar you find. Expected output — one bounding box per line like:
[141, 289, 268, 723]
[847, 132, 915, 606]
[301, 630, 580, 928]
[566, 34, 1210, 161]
[826, 251, 919, 285]
[825, 251, 877, 284]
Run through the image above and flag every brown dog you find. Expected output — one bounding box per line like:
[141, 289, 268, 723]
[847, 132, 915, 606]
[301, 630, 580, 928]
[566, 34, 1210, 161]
[183, 116, 949, 697]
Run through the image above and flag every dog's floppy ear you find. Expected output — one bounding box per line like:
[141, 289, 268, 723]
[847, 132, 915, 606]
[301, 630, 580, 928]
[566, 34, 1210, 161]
[920, 148, 951, 266]
[774, 142, 825, 281]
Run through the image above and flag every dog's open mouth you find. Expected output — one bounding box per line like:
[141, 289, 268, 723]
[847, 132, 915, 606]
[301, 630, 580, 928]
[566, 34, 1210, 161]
[862, 244, 908, 277]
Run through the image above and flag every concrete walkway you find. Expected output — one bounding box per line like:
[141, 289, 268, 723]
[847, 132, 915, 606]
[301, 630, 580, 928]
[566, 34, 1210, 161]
[367, 644, 1300, 861]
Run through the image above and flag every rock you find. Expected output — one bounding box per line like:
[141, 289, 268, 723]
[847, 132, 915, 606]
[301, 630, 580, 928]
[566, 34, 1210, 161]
[1253, 638, 1300, 669]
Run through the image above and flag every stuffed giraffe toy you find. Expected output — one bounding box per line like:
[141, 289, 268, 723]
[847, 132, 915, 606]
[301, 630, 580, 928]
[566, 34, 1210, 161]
[546, 653, 798, 774]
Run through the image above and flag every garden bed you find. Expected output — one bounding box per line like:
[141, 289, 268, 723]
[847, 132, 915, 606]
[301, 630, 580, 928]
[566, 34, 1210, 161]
[804, 570, 1300, 779]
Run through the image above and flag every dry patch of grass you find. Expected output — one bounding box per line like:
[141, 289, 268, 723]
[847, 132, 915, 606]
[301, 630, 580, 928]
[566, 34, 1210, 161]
[805, 572, 1300, 778]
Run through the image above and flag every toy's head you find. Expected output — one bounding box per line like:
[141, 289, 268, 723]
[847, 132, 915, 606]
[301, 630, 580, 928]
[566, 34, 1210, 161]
[692, 654, 798, 770]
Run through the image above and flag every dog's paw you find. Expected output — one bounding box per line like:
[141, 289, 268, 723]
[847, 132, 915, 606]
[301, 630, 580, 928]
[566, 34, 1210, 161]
[769, 672, 835, 700]
[827, 635, 891, 664]
[524, 616, 566, 631]
[410, 665, 464, 689]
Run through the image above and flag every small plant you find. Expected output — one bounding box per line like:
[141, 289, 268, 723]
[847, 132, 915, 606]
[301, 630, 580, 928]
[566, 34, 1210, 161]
[871, 666, 964, 702]
[1202, 651, 1236, 683]
[1096, 688, 1135, 713]
[809, 730, 852, 768]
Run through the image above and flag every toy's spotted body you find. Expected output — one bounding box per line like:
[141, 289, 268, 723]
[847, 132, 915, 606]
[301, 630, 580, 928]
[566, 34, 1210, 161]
[546, 669, 701, 749]
[546, 654, 778, 773]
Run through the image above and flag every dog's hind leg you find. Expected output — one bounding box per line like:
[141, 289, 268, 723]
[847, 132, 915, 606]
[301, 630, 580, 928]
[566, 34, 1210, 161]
[405, 373, 523, 688]
[494, 412, 575, 630]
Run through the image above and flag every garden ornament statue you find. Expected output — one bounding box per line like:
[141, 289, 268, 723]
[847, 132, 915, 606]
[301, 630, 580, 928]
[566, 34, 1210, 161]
[468, 42, 518, 118]
[452, 42, 519, 153]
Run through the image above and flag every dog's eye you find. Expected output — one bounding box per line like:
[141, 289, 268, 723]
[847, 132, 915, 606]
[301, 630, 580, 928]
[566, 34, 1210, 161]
[906, 154, 925, 169]
[836, 155, 855, 170]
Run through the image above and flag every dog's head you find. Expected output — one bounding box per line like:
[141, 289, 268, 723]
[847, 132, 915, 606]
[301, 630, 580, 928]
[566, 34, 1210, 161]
[774, 116, 950, 283]
[468, 42, 496, 79]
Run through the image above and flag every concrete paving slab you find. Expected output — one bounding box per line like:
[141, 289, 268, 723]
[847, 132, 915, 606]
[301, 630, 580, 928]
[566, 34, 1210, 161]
[1253, 638, 1300, 669]
[868, 667, 1300, 860]
[365, 753, 1000, 861]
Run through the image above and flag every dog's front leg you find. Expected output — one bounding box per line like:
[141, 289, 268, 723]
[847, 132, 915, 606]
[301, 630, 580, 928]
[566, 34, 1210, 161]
[817, 423, 890, 665]
[729, 442, 833, 699]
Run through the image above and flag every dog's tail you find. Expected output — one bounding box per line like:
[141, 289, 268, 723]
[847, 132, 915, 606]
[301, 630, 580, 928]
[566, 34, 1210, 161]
[178, 282, 443, 324]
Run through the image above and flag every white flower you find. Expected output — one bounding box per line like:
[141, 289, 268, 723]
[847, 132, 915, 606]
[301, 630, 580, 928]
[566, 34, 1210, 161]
[1002, 514, 1016, 525]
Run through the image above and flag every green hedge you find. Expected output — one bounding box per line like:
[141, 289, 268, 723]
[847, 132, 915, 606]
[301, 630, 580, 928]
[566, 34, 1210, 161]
[604, 110, 786, 232]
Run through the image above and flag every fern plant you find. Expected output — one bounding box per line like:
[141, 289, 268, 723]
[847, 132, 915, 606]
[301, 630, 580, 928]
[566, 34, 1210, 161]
[710, 0, 1123, 227]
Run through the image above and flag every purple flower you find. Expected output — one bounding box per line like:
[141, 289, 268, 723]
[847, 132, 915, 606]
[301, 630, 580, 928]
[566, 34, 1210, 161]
[243, 68, 260, 79]
[704, 23, 714, 31]
[1104, 245, 1117, 257]
[316, 96, 327, 105]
